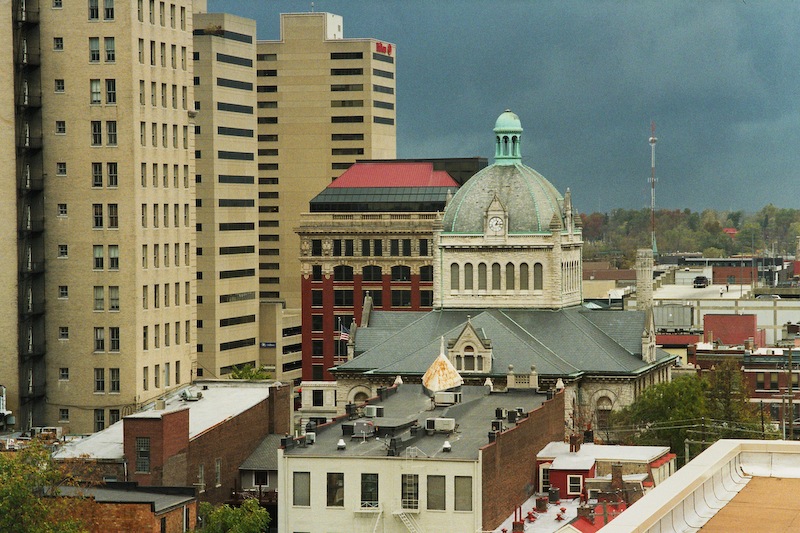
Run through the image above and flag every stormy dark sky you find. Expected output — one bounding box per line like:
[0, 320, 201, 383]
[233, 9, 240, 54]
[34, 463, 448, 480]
[208, 0, 800, 213]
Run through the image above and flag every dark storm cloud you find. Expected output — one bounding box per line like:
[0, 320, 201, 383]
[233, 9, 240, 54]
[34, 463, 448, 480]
[209, 0, 800, 212]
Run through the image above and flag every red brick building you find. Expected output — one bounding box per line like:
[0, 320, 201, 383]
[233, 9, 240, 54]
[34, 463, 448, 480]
[296, 161, 487, 381]
[55, 381, 291, 504]
[61, 483, 196, 533]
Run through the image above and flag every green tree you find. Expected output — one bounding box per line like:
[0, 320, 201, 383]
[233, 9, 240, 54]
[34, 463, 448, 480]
[0, 441, 88, 533]
[199, 499, 271, 533]
[611, 375, 708, 463]
[229, 364, 272, 380]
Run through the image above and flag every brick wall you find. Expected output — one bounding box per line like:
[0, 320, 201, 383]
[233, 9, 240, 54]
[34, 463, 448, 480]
[123, 408, 190, 486]
[480, 391, 565, 530]
[68, 498, 196, 533]
[188, 397, 275, 504]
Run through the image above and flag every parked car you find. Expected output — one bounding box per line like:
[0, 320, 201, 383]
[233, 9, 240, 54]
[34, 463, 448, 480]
[693, 276, 710, 288]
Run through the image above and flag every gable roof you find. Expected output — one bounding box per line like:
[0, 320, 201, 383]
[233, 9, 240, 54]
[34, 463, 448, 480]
[335, 308, 674, 378]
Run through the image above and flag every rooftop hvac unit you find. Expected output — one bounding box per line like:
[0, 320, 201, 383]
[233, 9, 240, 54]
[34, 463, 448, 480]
[491, 419, 503, 432]
[508, 410, 518, 423]
[495, 407, 507, 419]
[305, 432, 316, 444]
[434, 391, 461, 405]
[364, 405, 384, 418]
[425, 418, 436, 431]
[434, 417, 456, 432]
[352, 420, 375, 438]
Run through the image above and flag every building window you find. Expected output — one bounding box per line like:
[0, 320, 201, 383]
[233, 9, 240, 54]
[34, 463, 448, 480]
[59, 326, 69, 340]
[534, 263, 544, 290]
[391, 290, 411, 307]
[312, 389, 324, 406]
[109, 245, 119, 270]
[492, 263, 502, 290]
[106, 79, 116, 104]
[110, 368, 120, 392]
[454, 476, 473, 511]
[478, 263, 487, 290]
[427, 475, 445, 510]
[55, 79, 65, 92]
[94, 368, 105, 391]
[58, 286, 69, 299]
[567, 475, 583, 495]
[59, 408, 69, 421]
[107, 162, 118, 187]
[391, 266, 411, 282]
[109, 286, 119, 311]
[91, 120, 102, 145]
[520, 263, 529, 290]
[293, 472, 311, 506]
[93, 245, 104, 269]
[135, 437, 150, 473]
[108, 204, 118, 228]
[56, 161, 67, 175]
[58, 244, 69, 258]
[361, 473, 379, 508]
[334, 290, 353, 306]
[327, 473, 345, 507]
[94, 327, 105, 351]
[90, 80, 101, 104]
[769, 373, 779, 390]
[57, 203, 67, 217]
[215, 458, 221, 487]
[107, 120, 117, 145]
[92, 204, 103, 227]
[362, 265, 382, 281]
[54, 37, 64, 50]
[450, 263, 459, 290]
[55, 120, 66, 134]
[540, 465, 551, 492]
[89, 0, 99, 19]
[105, 37, 115, 61]
[333, 265, 354, 281]
[756, 372, 765, 390]
[104, 0, 114, 19]
[59, 367, 69, 380]
[110, 326, 120, 351]
[93, 286, 104, 310]
[94, 409, 105, 431]
[109, 409, 120, 425]
[89, 37, 100, 61]
[401, 474, 419, 510]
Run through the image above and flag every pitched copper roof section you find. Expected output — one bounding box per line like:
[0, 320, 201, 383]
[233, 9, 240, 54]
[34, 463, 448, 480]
[421, 338, 464, 392]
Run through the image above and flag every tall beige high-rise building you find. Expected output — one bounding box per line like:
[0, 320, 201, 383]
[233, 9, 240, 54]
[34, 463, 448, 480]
[9, 0, 197, 433]
[256, 13, 397, 309]
[192, 12, 261, 378]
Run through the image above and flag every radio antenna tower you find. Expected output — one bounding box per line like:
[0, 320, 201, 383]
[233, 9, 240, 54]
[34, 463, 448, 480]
[649, 121, 658, 258]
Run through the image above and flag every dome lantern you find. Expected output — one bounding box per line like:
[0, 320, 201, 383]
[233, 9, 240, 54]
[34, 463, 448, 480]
[493, 109, 523, 166]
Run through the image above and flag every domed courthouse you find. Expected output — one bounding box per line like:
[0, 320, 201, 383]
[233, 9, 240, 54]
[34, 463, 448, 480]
[322, 111, 676, 431]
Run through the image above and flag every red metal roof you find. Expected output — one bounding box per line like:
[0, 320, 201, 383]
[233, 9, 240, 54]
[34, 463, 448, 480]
[328, 162, 459, 188]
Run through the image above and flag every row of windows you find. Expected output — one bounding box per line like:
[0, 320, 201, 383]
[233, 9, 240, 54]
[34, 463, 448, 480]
[140, 163, 191, 188]
[137, 39, 187, 70]
[310, 288, 430, 310]
[140, 204, 191, 228]
[56, 326, 119, 352]
[142, 282, 191, 309]
[450, 262, 544, 292]
[90, 121, 117, 146]
[310, 239, 430, 258]
[312, 264, 433, 283]
[141, 243, 192, 269]
[93, 286, 120, 311]
[139, 122, 190, 149]
[137, 0, 186, 30]
[292, 471, 472, 511]
[142, 323, 191, 351]
[88, 37, 115, 62]
[56, 244, 119, 270]
[755, 372, 798, 390]
[87, 0, 115, 20]
[92, 204, 119, 228]
[138, 80, 189, 110]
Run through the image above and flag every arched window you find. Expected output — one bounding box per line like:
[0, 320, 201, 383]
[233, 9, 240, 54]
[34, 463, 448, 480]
[534, 263, 543, 290]
[596, 396, 613, 430]
[333, 265, 353, 281]
[450, 263, 460, 290]
[520, 263, 529, 290]
[492, 263, 501, 290]
[353, 391, 369, 404]
[506, 263, 515, 290]
[464, 346, 475, 371]
[464, 263, 474, 290]
[391, 265, 411, 281]
[419, 265, 433, 282]
[362, 265, 382, 281]
[478, 263, 487, 290]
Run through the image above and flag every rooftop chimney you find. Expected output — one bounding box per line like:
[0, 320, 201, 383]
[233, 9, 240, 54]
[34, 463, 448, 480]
[611, 462, 624, 493]
[569, 434, 581, 453]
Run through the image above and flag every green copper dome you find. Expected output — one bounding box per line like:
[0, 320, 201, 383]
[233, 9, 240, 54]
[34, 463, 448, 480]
[442, 110, 565, 234]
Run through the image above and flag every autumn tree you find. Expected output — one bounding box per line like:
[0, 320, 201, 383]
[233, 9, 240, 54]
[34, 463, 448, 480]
[0, 441, 88, 533]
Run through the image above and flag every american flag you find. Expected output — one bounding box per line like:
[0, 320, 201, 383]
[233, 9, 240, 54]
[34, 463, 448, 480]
[339, 323, 350, 342]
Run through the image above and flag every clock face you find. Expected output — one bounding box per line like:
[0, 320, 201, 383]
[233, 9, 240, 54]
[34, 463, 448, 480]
[488, 216, 504, 232]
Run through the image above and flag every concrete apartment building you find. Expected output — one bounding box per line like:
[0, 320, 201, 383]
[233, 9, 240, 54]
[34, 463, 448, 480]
[192, 12, 261, 378]
[8, 0, 197, 433]
[255, 12, 397, 309]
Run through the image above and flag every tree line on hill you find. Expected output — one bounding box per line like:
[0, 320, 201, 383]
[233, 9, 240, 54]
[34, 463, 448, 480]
[580, 204, 800, 268]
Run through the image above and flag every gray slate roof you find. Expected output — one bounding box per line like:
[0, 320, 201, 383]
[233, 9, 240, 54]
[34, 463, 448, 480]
[239, 433, 283, 471]
[336, 308, 673, 378]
